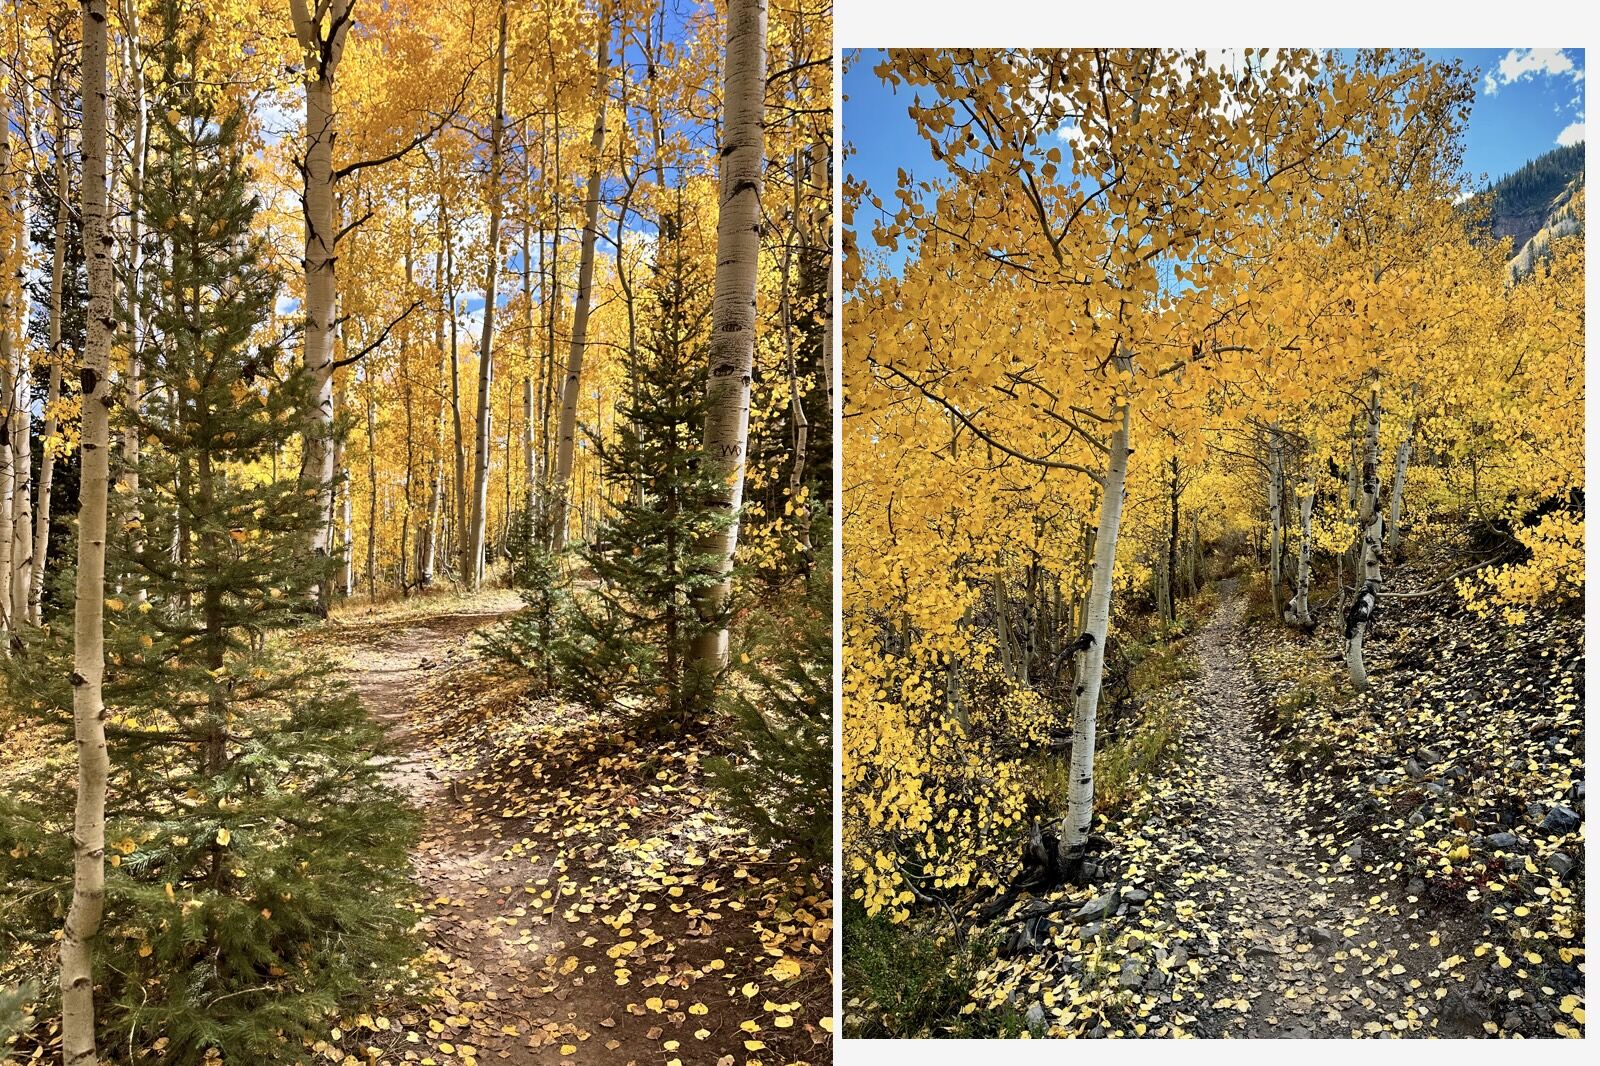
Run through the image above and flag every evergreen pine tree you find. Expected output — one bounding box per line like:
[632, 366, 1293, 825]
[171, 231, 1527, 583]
[480, 504, 570, 694]
[705, 563, 833, 865]
[557, 207, 733, 734]
[0, 7, 416, 1060]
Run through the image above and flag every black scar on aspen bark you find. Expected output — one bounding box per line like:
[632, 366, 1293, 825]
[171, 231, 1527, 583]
[70, 672, 87, 686]
[81, 367, 99, 396]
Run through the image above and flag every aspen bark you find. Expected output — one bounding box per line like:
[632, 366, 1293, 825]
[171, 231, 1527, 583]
[61, 2, 114, 1058]
[466, 0, 509, 588]
[1288, 479, 1315, 626]
[1387, 415, 1415, 558]
[1346, 389, 1383, 691]
[689, 0, 767, 668]
[1267, 427, 1283, 622]
[1059, 385, 1131, 866]
[289, 0, 353, 607]
[549, 6, 610, 551]
[0, 82, 18, 648]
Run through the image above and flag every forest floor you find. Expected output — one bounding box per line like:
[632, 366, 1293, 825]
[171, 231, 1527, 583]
[856, 552, 1583, 1040]
[1181, 579, 1475, 1037]
[311, 590, 834, 1066]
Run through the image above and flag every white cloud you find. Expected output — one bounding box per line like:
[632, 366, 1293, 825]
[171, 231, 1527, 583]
[1556, 121, 1585, 146]
[1484, 48, 1583, 94]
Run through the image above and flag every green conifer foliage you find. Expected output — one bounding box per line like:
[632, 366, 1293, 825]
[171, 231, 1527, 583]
[706, 565, 833, 865]
[557, 210, 733, 734]
[0, 8, 417, 1060]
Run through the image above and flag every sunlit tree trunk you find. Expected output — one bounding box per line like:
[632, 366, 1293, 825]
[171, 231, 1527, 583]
[1058, 373, 1131, 870]
[6, 73, 32, 626]
[1346, 388, 1383, 691]
[467, 0, 508, 588]
[549, 5, 610, 551]
[289, 0, 353, 608]
[116, 0, 148, 606]
[61, 2, 114, 1057]
[690, 0, 767, 669]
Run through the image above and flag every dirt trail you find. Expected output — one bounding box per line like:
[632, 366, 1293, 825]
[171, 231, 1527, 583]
[1186, 581, 1455, 1038]
[321, 592, 562, 1061]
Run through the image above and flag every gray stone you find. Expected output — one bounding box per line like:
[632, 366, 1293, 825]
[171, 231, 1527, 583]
[1573, 781, 1586, 808]
[1485, 832, 1522, 850]
[1405, 878, 1426, 898]
[1025, 1002, 1046, 1028]
[1343, 840, 1366, 861]
[1079, 922, 1103, 939]
[1118, 962, 1144, 989]
[1408, 811, 1427, 827]
[1418, 746, 1444, 765]
[1423, 782, 1448, 797]
[1121, 887, 1150, 904]
[1542, 805, 1581, 834]
[1073, 888, 1120, 923]
[1307, 926, 1338, 948]
[1548, 852, 1576, 878]
[1405, 757, 1426, 779]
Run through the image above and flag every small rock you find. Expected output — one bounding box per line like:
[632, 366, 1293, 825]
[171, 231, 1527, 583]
[1418, 746, 1444, 765]
[1121, 888, 1150, 905]
[1405, 758, 1426, 779]
[1343, 840, 1365, 862]
[1307, 926, 1338, 948]
[1407, 811, 1427, 827]
[1079, 922, 1103, 939]
[1548, 852, 1575, 878]
[1423, 782, 1448, 797]
[1485, 832, 1521, 851]
[1542, 805, 1581, 834]
[1572, 781, 1586, 808]
[1405, 878, 1425, 898]
[1246, 943, 1279, 959]
[1118, 962, 1144, 990]
[1073, 888, 1120, 923]
[1025, 1002, 1046, 1028]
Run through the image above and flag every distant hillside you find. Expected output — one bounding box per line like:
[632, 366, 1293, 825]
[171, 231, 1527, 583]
[1470, 143, 1585, 273]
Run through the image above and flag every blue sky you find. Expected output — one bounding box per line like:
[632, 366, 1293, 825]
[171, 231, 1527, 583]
[845, 48, 1586, 267]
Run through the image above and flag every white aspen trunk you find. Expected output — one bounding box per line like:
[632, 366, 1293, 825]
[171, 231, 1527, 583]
[0, 84, 18, 648]
[549, 5, 610, 551]
[1289, 480, 1315, 626]
[289, 0, 353, 608]
[1387, 419, 1415, 558]
[421, 233, 447, 585]
[467, 1, 509, 589]
[1059, 387, 1131, 867]
[1346, 389, 1383, 691]
[61, 2, 114, 1058]
[5, 61, 36, 626]
[689, 0, 767, 669]
[521, 151, 537, 527]
[1267, 426, 1283, 622]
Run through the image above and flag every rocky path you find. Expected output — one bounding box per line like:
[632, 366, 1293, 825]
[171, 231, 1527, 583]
[1186, 582, 1461, 1038]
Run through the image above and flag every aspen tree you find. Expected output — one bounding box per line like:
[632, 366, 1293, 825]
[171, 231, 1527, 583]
[1346, 386, 1384, 690]
[466, 0, 509, 588]
[550, 3, 611, 550]
[289, 0, 355, 607]
[690, 0, 767, 669]
[61, 0, 114, 1057]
